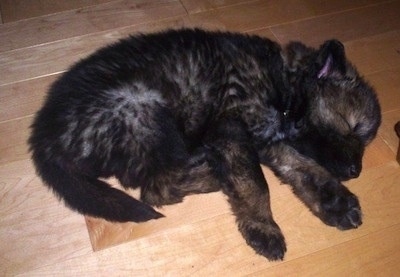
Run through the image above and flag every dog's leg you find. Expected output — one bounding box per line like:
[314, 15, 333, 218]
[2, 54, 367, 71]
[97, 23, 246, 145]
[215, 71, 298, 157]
[136, 153, 221, 207]
[204, 117, 286, 261]
[121, 141, 220, 207]
[260, 142, 362, 230]
[175, 147, 222, 195]
[139, 150, 221, 207]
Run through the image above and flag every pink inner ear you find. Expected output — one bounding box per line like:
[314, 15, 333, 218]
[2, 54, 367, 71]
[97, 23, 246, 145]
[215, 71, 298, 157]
[317, 55, 332, 79]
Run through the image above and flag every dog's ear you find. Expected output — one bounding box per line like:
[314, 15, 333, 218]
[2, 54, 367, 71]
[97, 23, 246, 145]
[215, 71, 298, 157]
[316, 40, 346, 79]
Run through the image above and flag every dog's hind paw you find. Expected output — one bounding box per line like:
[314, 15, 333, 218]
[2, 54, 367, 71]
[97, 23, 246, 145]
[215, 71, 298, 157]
[239, 221, 287, 261]
[319, 181, 362, 230]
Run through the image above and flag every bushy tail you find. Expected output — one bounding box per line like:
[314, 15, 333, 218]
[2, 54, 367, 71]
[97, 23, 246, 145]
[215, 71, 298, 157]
[34, 160, 164, 222]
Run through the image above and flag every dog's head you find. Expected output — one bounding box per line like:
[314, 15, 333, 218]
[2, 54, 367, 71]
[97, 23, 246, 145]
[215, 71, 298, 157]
[281, 40, 381, 180]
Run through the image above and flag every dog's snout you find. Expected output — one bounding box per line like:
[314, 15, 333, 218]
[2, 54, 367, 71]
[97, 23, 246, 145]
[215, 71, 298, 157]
[348, 165, 360, 178]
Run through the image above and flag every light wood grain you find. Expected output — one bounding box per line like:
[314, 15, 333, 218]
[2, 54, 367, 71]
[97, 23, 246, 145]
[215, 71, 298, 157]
[0, 116, 32, 163]
[253, 224, 400, 276]
[0, 0, 399, 275]
[270, 1, 400, 46]
[0, 75, 56, 121]
[189, 0, 390, 34]
[0, 0, 114, 22]
[181, 0, 254, 14]
[0, 160, 92, 275]
[0, 15, 231, 86]
[0, 0, 186, 52]
[344, 30, 400, 75]
[381, 109, 400, 153]
[368, 68, 400, 113]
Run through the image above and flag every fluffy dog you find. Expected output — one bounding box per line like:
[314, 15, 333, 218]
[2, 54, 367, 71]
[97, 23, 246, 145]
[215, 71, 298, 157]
[29, 29, 381, 260]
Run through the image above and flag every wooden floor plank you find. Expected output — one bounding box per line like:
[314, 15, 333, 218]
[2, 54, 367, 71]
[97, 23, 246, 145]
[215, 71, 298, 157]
[0, 0, 115, 22]
[0, 160, 92, 275]
[362, 134, 395, 170]
[367, 68, 400, 113]
[189, 0, 390, 33]
[252, 224, 400, 276]
[271, 0, 400, 47]
[0, 0, 187, 52]
[86, 191, 231, 251]
[181, 0, 257, 14]
[0, 26, 146, 86]
[0, 14, 231, 86]
[0, 75, 55, 122]
[344, 30, 400, 75]
[182, 0, 387, 15]
[380, 109, 400, 154]
[0, 116, 32, 163]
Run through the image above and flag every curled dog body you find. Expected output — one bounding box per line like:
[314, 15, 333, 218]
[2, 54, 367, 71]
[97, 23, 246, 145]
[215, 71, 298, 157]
[29, 29, 381, 260]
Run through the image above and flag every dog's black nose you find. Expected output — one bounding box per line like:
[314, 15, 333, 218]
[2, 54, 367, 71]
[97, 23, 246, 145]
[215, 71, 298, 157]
[348, 165, 360, 178]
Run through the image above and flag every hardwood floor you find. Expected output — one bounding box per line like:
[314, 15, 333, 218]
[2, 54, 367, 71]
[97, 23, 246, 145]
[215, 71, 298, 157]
[1, 1, 399, 275]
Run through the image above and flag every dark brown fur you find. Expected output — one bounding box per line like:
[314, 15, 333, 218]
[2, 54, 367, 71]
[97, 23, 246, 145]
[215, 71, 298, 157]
[28, 29, 381, 260]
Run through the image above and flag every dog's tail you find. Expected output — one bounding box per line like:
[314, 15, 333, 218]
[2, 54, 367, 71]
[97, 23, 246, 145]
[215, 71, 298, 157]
[33, 159, 164, 222]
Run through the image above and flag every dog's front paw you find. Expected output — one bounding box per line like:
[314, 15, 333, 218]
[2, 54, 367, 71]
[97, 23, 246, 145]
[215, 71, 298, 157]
[319, 181, 362, 230]
[239, 221, 286, 261]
